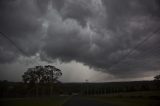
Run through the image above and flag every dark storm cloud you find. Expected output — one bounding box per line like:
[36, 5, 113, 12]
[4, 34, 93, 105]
[42, 0, 160, 78]
[0, 0, 160, 79]
[52, 0, 65, 11]
[0, 0, 44, 63]
[36, 0, 50, 14]
[60, 0, 93, 27]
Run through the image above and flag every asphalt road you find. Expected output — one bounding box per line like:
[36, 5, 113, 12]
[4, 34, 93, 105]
[63, 96, 115, 106]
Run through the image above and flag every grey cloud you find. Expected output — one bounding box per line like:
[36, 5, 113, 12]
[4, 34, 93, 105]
[52, 0, 65, 12]
[41, 0, 160, 78]
[0, 0, 160, 80]
[0, 0, 44, 63]
[43, 18, 91, 62]
[60, 0, 93, 27]
[102, 0, 160, 30]
[36, 0, 50, 14]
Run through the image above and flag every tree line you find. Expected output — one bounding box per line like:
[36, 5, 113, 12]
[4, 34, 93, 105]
[0, 65, 160, 98]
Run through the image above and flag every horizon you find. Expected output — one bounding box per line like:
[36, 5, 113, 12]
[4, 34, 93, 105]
[0, 0, 160, 82]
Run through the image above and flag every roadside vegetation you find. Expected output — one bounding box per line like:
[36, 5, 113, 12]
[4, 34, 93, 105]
[0, 67, 160, 106]
[86, 91, 160, 106]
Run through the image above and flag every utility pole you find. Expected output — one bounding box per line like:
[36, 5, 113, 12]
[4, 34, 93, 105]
[85, 79, 88, 96]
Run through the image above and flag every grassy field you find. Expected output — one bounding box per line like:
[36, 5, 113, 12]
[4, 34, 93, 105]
[1, 91, 160, 106]
[86, 91, 160, 106]
[0, 96, 69, 106]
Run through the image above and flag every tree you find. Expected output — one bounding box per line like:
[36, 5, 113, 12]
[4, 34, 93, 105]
[22, 65, 62, 84]
[154, 74, 160, 89]
[154, 74, 160, 81]
[22, 65, 62, 96]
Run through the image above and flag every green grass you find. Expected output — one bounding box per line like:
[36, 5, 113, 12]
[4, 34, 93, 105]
[86, 91, 160, 106]
[0, 96, 69, 106]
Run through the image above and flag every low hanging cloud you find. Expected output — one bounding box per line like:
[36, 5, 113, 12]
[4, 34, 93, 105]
[0, 0, 160, 80]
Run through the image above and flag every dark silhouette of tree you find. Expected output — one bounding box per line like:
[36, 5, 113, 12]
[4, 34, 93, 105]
[22, 68, 37, 85]
[22, 65, 62, 84]
[154, 74, 160, 81]
[154, 74, 160, 89]
[22, 65, 62, 96]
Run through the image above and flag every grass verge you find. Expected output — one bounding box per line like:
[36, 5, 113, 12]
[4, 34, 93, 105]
[85, 91, 160, 106]
[0, 96, 69, 106]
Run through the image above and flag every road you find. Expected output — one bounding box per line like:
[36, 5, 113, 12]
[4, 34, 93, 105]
[63, 96, 115, 106]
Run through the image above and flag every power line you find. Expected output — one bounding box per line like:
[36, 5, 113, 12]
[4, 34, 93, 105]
[0, 31, 26, 55]
[0, 31, 40, 65]
[112, 36, 160, 64]
[107, 29, 160, 71]
[116, 46, 160, 70]
[91, 29, 160, 82]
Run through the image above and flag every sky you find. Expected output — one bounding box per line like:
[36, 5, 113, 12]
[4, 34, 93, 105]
[0, 0, 160, 82]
